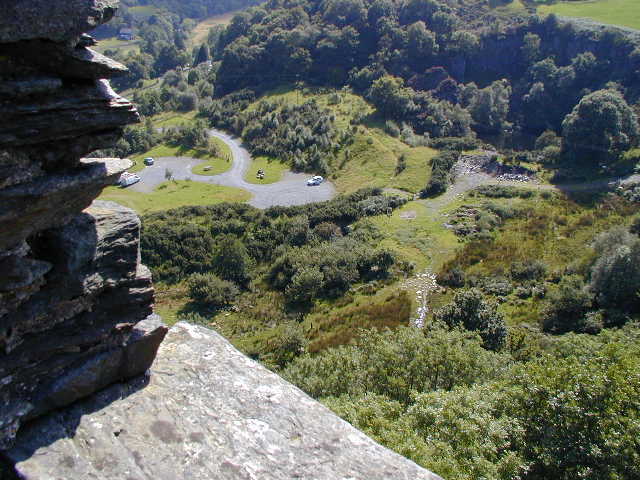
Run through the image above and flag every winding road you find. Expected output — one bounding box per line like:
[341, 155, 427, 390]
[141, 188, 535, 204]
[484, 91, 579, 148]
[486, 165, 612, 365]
[128, 129, 336, 209]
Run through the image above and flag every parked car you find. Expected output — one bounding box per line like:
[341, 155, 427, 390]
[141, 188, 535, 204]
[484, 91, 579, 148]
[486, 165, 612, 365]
[119, 172, 141, 187]
[306, 175, 324, 186]
[143, 157, 155, 166]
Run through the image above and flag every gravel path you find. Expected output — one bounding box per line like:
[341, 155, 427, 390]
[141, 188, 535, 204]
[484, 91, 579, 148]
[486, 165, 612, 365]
[127, 129, 336, 209]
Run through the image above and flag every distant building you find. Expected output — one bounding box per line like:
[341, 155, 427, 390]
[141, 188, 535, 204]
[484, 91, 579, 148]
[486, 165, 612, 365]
[118, 28, 134, 41]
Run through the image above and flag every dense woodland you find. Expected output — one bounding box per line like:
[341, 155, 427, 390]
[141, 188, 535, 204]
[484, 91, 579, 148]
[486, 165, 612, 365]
[210, 0, 639, 145]
[107, 0, 640, 479]
[108, 0, 640, 181]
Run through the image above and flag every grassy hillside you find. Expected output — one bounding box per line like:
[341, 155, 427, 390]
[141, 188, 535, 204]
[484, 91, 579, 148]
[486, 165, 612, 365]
[538, 0, 640, 30]
[189, 11, 236, 47]
[94, 37, 141, 56]
[241, 86, 436, 194]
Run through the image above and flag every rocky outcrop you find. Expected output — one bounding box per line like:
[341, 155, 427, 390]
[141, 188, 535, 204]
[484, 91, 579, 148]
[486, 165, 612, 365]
[5, 322, 442, 480]
[0, 1, 167, 449]
[1, 2, 442, 478]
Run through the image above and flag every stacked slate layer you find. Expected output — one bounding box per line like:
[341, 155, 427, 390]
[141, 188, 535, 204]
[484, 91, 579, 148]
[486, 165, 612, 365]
[0, 0, 167, 448]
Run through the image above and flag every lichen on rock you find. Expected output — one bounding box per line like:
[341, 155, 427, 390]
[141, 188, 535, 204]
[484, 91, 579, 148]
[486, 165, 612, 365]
[6, 323, 442, 480]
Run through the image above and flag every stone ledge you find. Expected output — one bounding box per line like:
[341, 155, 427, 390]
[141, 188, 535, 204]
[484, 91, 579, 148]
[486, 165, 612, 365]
[4, 322, 443, 480]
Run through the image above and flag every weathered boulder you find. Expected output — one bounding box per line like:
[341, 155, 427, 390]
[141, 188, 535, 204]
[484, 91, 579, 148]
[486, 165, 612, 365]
[6, 322, 443, 480]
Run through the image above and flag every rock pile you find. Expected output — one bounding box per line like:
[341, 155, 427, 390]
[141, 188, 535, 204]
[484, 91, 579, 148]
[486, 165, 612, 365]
[453, 151, 536, 183]
[0, 0, 167, 448]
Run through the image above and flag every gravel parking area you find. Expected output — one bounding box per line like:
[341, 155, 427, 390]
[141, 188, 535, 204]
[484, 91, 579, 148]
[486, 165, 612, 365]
[126, 130, 336, 208]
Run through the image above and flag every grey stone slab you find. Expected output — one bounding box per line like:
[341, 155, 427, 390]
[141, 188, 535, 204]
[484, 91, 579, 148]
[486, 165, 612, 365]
[7, 322, 443, 480]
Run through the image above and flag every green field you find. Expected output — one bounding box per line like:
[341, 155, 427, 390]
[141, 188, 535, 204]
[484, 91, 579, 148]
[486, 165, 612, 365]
[128, 5, 162, 19]
[192, 156, 232, 176]
[367, 200, 461, 271]
[127, 142, 228, 173]
[99, 181, 251, 214]
[538, 0, 640, 30]
[152, 111, 199, 129]
[189, 11, 237, 47]
[94, 37, 141, 55]
[244, 156, 289, 184]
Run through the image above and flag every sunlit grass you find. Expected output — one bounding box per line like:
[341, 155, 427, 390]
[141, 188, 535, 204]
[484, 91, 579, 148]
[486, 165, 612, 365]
[244, 156, 289, 184]
[99, 180, 251, 214]
[94, 37, 140, 55]
[539, 0, 640, 30]
[151, 111, 199, 128]
[189, 11, 237, 47]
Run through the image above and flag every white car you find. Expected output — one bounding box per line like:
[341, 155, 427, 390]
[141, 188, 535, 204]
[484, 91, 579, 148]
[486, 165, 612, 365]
[306, 175, 324, 186]
[143, 157, 155, 166]
[119, 172, 141, 187]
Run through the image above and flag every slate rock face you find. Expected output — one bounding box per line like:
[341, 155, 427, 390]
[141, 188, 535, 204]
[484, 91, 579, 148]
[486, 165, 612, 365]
[6, 323, 443, 480]
[0, 0, 118, 43]
[0, 0, 167, 449]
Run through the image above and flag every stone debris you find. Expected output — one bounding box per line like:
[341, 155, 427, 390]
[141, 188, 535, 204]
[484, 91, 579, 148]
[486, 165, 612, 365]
[496, 173, 532, 183]
[452, 151, 536, 184]
[402, 271, 441, 328]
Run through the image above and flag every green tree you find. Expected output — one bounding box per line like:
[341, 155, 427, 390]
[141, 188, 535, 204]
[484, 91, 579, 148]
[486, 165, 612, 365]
[506, 337, 640, 480]
[521, 32, 541, 63]
[434, 288, 507, 350]
[561, 89, 639, 164]
[194, 43, 210, 66]
[542, 275, 594, 334]
[285, 266, 324, 304]
[590, 238, 640, 313]
[469, 79, 512, 134]
[187, 273, 239, 308]
[407, 21, 438, 65]
[213, 235, 251, 286]
[368, 75, 417, 120]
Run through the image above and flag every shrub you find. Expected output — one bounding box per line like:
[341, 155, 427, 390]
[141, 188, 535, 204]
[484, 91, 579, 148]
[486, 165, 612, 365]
[187, 273, 239, 308]
[429, 136, 480, 151]
[590, 240, 640, 313]
[395, 154, 407, 175]
[313, 222, 343, 241]
[473, 185, 535, 199]
[482, 276, 513, 296]
[542, 275, 594, 334]
[177, 92, 199, 112]
[630, 215, 640, 235]
[283, 326, 507, 404]
[285, 266, 324, 304]
[384, 120, 401, 137]
[534, 130, 561, 151]
[506, 336, 640, 480]
[422, 151, 458, 197]
[434, 288, 507, 351]
[510, 260, 547, 282]
[266, 321, 308, 368]
[437, 267, 465, 287]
